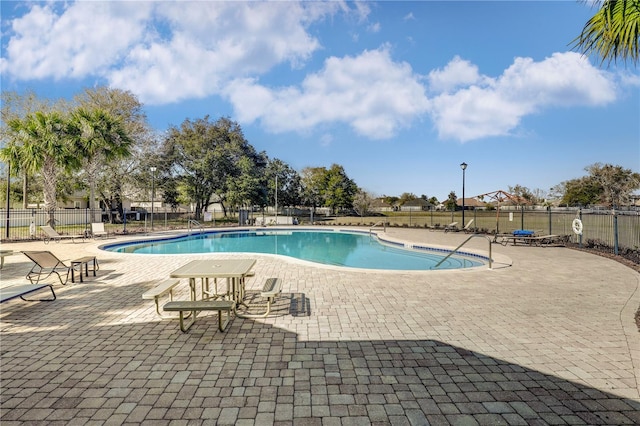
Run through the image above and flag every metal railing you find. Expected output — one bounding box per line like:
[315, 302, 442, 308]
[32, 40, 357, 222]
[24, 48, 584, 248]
[369, 220, 387, 234]
[188, 219, 204, 233]
[434, 234, 494, 270]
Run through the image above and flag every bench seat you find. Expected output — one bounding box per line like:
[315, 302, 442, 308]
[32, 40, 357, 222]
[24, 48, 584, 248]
[142, 279, 181, 318]
[164, 300, 234, 332]
[236, 277, 283, 318]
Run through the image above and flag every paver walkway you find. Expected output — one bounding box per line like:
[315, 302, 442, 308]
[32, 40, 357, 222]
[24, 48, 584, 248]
[1, 228, 638, 425]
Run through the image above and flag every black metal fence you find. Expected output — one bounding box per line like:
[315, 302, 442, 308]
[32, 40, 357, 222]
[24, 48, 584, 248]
[1, 207, 638, 264]
[0, 208, 196, 241]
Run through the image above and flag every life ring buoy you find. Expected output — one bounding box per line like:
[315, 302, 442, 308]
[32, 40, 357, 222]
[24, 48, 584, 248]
[572, 218, 583, 235]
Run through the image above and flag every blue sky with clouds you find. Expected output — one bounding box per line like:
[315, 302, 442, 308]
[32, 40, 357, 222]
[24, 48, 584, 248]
[1, 1, 638, 201]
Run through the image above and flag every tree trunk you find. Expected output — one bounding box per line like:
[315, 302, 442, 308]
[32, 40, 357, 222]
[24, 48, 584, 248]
[22, 174, 28, 209]
[42, 159, 58, 227]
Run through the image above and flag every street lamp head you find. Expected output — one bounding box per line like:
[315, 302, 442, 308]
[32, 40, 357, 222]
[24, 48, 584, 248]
[460, 162, 467, 171]
[150, 166, 157, 172]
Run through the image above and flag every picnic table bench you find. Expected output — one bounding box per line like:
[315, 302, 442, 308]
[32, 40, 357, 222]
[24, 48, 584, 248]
[236, 277, 283, 318]
[164, 300, 234, 332]
[142, 278, 182, 318]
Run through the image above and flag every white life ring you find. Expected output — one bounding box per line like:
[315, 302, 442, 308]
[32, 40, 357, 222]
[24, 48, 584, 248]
[572, 218, 583, 235]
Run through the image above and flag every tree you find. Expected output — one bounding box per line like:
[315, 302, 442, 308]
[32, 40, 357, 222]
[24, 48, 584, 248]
[322, 164, 358, 214]
[508, 185, 537, 206]
[164, 116, 261, 220]
[381, 195, 400, 208]
[301, 167, 327, 222]
[226, 156, 264, 212]
[68, 107, 133, 222]
[265, 159, 302, 213]
[73, 87, 150, 223]
[559, 163, 639, 207]
[1, 90, 54, 208]
[561, 176, 602, 206]
[586, 163, 640, 207]
[571, 0, 640, 66]
[1, 111, 80, 226]
[353, 189, 374, 217]
[398, 192, 417, 206]
[444, 191, 458, 211]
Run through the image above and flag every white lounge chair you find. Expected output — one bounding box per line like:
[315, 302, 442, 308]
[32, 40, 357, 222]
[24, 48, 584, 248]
[91, 222, 109, 239]
[40, 225, 82, 244]
[443, 222, 459, 232]
[462, 219, 475, 233]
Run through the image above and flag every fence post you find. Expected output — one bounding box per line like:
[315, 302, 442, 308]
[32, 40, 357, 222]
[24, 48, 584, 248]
[613, 208, 619, 255]
[548, 206, 552, 236]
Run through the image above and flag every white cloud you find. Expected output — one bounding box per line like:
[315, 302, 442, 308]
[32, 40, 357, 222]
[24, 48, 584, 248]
[367, 22, 381, 33]
[224, 46, 429, 139]
[1, 1, 343, 104]
[428, 56, 492, 93]
[428, 52, 619, 142]
[1, 3, 624, 144]
[1, 2, 150, 80]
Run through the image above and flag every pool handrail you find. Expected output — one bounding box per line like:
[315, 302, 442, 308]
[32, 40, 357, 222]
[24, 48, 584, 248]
[188, 219, 203, 233]
[369, 220, 387, 234]
[434, 234, 493, 270]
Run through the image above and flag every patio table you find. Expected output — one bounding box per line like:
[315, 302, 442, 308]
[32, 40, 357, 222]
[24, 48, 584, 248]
[170, 258, 256, 306]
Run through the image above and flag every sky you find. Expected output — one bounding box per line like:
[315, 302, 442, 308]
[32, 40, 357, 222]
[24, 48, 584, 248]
[1, 0, 639, 202]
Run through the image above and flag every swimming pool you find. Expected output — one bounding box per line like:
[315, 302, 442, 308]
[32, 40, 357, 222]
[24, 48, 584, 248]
[102, 229, 487, 271]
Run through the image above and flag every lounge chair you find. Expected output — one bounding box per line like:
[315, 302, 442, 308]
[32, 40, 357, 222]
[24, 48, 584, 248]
[91, 222, 109, 239]
[462, 219, 475, 233]
[22, 251, 72, 285]
[40, 225, 82, 244]
[0, 284, 56, 303]
[443, 222, 459, 232]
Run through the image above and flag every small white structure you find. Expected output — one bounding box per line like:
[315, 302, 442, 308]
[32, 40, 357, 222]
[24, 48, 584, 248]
[255, 216, 294, 226]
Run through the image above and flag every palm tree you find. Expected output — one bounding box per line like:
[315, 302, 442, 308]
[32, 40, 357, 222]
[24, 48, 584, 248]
[1, 111, 79, 227]
[68, 107, 133, 222]
[572, 0, 640, 66]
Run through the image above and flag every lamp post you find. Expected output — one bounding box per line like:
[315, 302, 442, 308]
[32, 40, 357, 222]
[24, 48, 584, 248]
[150, 167, 156, 231]
[460, 162, 467, 227]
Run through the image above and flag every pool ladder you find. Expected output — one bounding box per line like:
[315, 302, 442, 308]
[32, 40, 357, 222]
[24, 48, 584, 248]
[188, 219, 204, 234]
[434, 234, 494, 270]
[369, 220, 387, 234]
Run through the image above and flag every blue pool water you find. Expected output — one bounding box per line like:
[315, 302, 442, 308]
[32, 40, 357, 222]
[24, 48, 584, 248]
[102, 229, 486, 271]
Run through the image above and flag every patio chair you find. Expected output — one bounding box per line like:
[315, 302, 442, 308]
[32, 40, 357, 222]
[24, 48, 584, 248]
[40, 225, 82, 244]
[22, 251, 72, 285]
[91, 222, 109, 239]
[443, 222, 459, 232]
[462, 219, 475, 233]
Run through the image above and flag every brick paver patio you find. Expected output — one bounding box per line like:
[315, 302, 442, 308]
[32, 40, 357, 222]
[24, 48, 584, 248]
[1, 228, 638, 425]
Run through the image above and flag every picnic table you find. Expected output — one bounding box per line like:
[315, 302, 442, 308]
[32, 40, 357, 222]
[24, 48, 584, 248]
[166, 258, 256, 331]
